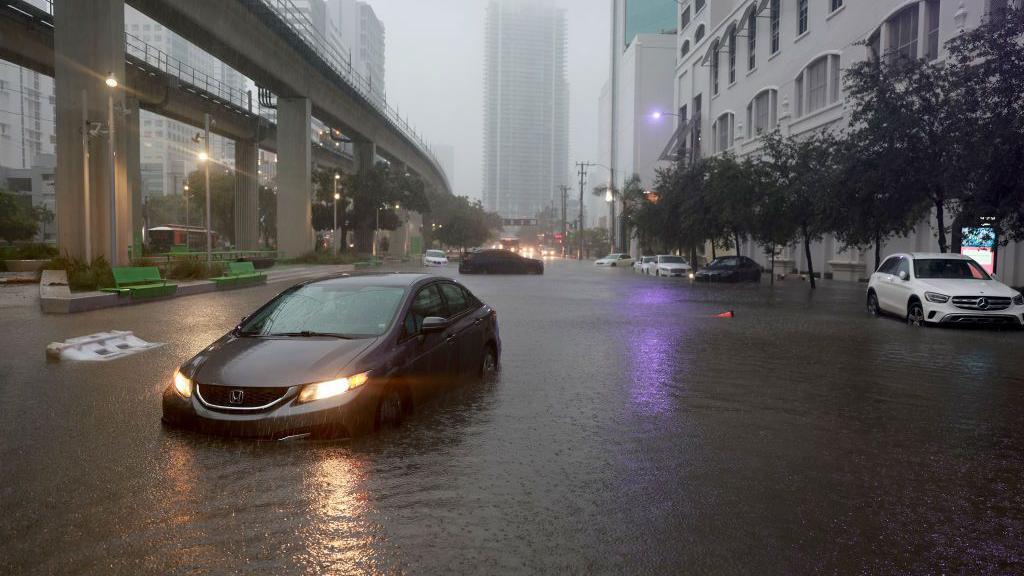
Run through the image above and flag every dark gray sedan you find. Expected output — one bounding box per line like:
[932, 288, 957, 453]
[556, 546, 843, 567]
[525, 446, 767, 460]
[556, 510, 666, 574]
[162, 274, 500, 438]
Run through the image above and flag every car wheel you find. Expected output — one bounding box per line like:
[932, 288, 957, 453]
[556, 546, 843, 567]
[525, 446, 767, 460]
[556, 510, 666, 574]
[480, 345, 499, 380]
[906, 300, 925, 327]
[867, 292, 880, 317]
[376, 387, 405, 429]
[610, 262, 616, 267]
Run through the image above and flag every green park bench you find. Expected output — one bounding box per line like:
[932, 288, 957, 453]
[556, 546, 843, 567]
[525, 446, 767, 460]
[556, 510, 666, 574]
[169, 245, 190, 255]
[211, 261, 267, 289]
[101, 266, 177, 299]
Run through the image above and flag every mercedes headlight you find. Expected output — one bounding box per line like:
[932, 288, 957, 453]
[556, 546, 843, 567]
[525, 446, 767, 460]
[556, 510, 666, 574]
[297, 371, 371, 404]
[173, 369, 193, 399]
[925, 292, 950, 304]
[1013, 293, 1023, 306]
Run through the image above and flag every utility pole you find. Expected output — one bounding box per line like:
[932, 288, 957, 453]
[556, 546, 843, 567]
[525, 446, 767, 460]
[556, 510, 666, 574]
[558, 184, 570, 257]
[575, 162, 594, 260]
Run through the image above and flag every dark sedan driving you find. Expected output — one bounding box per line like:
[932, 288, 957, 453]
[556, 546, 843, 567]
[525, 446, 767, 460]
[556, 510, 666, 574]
[162, 274, 500, 438]
[459, 249, 544, 275]
[693, 256, 763, 283]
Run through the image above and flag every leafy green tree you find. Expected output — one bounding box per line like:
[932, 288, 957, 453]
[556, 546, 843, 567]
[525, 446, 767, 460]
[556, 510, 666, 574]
[184, 169, 236, 246]
[258, 184, 277, 249]
[706, 154, 760, 258]
[346, 162, 429, 252]
[944, 5, 1024, 243]
[433, 196, 500, 250]
[0, 191, 38, 244]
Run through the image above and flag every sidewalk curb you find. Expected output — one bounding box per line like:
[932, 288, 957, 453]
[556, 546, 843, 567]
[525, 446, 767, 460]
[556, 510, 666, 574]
[38, 264, 355, 314]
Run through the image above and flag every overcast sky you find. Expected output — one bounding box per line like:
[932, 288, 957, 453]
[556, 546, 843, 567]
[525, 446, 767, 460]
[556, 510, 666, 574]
[371, 0, 611, 201]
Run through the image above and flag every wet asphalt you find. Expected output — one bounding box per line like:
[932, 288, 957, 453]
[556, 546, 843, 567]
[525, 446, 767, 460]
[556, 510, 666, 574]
[1, 260, 1022, 575]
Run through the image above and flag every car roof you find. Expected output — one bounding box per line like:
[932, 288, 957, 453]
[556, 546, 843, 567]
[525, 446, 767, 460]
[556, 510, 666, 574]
[908, 252, 970, 260]
[303, 273, 442, 289]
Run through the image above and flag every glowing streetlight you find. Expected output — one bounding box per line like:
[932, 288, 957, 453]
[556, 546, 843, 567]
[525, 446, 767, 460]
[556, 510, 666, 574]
[197, 151, 209, 162]
[104, 73, 118, 88]
[605, 188, 614, 202]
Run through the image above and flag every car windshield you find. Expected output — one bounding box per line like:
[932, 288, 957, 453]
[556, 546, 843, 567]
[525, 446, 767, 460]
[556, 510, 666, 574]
[659, 256, 684, 264]
[426, 250, 445, 257]
[603, 254, 619, 260]
[914, 258, 991, 280]
[709, 257, 738, 268]
[642, 257, 655, 263]
[238, 284, 406, 338]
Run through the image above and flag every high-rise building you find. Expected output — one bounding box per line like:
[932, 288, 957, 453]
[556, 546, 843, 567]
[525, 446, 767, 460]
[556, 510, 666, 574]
[483, 0, 569, 221]
[433, 145, 456, 190]
[0, 62, 56, 170]
[326, 0, 386, 100]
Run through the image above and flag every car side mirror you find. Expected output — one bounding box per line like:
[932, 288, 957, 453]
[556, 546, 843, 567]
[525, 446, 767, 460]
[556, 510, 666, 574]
[421, 317, 449, 333]
[898, 270, 908, 281]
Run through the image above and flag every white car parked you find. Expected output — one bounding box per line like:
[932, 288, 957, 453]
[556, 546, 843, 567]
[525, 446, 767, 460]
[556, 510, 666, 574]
[595, 253, 633, 267]
[422, 249, 449, 267]
[647, 255, 692, 277]
[635, 256, 656, 272]
[866, 252, 1024, 327]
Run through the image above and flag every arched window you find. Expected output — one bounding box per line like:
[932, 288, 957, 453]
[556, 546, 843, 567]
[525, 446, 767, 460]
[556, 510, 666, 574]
[681, 6, 691, 30]
[710, 40, 720, 95]
[746, 89, 778, 137]
[747, 9, 757, 70]
[681, 40, 691, 58]
[712, 112, 734, 152]
[695, 24, 705, 43]
[794, 54, 841, 117]
[728, 27, 737, 84]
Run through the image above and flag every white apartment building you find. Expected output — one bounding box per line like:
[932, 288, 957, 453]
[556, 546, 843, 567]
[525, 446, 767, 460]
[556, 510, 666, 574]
[326, 0, 386, 100]
[483, 0, 570, 221]
[672, 0, 1023, 285]
[0, 62, 56, 171]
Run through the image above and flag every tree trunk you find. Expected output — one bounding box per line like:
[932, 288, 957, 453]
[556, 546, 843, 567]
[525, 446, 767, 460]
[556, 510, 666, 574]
[803, 225, 816, 290]
[734, 231, 742, 258]
[770, 242, 776, 286]
[874, 230, 882, 270]
[935, 200, 948, 253]
[339, 205, 348, 253]
[711, 241, 717, 259]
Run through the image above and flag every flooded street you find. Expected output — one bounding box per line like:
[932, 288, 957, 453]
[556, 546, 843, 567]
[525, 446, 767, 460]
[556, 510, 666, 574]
[2, 261, 1023, 574]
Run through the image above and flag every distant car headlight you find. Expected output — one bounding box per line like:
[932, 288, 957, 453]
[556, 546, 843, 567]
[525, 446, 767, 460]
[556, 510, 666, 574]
[1013, 293, 1023, 306]
[925, 292, 950, 304]
[297, 371, 371, 404]
[173, 369, 192, 399]
[688, 272, 695, 279]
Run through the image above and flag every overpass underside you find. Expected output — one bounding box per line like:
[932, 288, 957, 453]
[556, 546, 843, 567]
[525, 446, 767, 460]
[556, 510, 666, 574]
[2, 0, 448, 261]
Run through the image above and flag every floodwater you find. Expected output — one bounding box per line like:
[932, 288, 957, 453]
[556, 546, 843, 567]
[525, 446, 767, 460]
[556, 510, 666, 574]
[1, 261, 1022, 574]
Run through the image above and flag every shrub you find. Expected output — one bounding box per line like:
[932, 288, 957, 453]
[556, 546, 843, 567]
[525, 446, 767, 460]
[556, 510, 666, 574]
[165, 258, 224, 281]
[46, 255, 114, 292]
[14, 243, 58, 260]
[283, 251, 363, 265]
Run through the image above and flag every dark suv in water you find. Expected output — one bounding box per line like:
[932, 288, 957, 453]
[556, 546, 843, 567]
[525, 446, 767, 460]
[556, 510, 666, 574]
[459, 249, 544, 275]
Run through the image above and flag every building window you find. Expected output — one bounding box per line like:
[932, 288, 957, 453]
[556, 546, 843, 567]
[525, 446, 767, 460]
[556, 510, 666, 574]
[711, 41, 720, 95]
[746, 89, 778, 137]
[798, 0, 809, 34]
[831, 0, 844, 12]
[695, 24, 705, 43]
[748, 10, 757, 70]
[681, 7, 691, 30]
[728, 28, 737, 84]
[696, 0, 706, 13]
[926, 0, 941, 60]
[770, 0, 781, 54]
[888, 5, 919, 62]
[681, 40, 691, 58]
[795, 54, 841, 116]
[692, 94, 702, 156]
[712, 112, 734, 152]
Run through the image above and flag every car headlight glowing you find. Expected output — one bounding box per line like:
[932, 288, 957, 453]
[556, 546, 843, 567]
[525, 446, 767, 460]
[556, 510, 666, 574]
[297, 371, 371, 404]
[173, 370, 193, 399]
[1013, 293, 1024, 306]
[925, 292, 950, 304]
[688, 273, 695, 279]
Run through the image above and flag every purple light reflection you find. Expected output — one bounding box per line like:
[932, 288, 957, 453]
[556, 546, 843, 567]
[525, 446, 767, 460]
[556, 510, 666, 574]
[623, 285, 693, 416]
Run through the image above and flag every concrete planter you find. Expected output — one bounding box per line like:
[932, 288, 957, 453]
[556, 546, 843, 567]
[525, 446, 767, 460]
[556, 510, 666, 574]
[4, 259, 49, 273]
[772, 258, 796, 279]
[829, 260, 866, 282]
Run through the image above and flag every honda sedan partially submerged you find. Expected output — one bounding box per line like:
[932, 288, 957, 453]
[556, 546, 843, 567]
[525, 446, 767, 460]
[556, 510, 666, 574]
[162, 274, 500, 438]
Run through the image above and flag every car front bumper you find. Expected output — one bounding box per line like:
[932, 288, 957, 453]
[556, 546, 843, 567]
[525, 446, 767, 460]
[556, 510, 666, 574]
[161, 381, 382, 438]
[658, 268, 689, 277]
[923, 301, 1024, 326]
[423, 260, 448, 266]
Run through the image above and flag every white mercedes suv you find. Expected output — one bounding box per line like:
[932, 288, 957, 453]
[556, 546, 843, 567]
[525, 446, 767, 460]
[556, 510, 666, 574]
[866, 253, 1024, 327]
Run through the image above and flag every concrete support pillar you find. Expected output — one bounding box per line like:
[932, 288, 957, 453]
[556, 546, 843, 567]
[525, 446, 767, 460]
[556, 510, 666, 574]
[126, 97, 141, 260]
[276, 98, 312, 257]
[54, 0, 130, 265]
[354, 139, 377, 254]
[234, 140, 260, 250]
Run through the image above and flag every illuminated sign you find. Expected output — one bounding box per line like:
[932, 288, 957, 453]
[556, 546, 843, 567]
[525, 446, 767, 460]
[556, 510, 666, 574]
[960, 226, 997, 275]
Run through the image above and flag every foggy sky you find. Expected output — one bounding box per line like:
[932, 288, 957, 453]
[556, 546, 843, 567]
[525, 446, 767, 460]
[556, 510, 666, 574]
[371, 0, 611, 201]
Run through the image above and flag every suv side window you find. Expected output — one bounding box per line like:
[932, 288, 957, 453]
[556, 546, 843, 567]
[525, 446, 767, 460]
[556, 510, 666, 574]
[896, 257, 911, 278]
[401, 284, 445, 339]
[878, 257, 898, 274]
[438, 282, 470, 317]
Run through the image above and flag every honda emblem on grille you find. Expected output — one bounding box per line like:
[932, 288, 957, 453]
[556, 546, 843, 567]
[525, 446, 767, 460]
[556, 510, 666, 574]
[977, 297, 989, 310]
[229, 389, 245, 404]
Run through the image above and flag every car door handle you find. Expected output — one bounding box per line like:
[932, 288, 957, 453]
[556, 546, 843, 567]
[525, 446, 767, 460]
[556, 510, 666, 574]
[445, 334, 456, 343]
[473, 318, 481, 326]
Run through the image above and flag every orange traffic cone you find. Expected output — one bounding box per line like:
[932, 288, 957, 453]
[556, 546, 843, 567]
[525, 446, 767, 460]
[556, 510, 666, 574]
[714, 311, 734, 319]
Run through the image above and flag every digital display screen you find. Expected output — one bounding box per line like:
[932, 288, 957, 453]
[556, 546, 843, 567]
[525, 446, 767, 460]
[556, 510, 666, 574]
[961, 226, 997, 275]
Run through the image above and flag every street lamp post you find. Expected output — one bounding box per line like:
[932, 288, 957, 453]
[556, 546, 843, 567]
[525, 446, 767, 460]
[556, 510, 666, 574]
[106, 73, 118, 265]
[333, 173, 341, 254]
[202, 114, 211, 263]
[183, 183, 190, 246]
